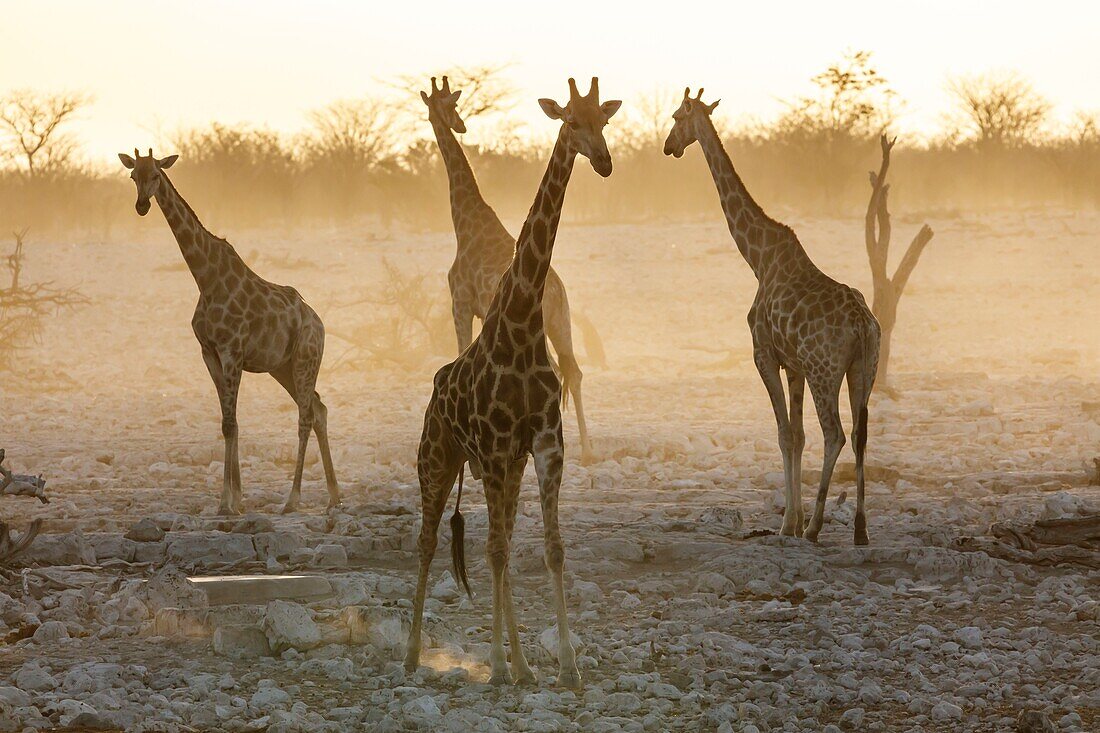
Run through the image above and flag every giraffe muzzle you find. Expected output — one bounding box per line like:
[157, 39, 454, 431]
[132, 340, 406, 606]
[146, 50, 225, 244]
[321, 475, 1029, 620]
[136, 198, 151, 216]
[592, 156, 613, 178]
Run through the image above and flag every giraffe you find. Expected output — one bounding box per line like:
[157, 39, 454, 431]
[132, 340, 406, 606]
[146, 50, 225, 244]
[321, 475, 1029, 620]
[420, 75, 595, 462]
[404, 78, 620, 688]
[664, 89, 881, 545]
[119, 149, 339, 516]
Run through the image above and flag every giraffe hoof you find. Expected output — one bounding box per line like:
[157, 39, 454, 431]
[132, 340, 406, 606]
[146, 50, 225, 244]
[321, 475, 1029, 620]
[217, 505, 240, 517]
[803, 527, 820, 543]
[488, 671, 513, 686]
[280, 503, 299, 515]
[556, 669, 582, 689]
[512, 667, 537, 686]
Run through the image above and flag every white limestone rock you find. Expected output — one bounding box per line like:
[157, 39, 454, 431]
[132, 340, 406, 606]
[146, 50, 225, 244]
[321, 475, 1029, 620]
[262, 600, 321, 654]
[125, 518, 165, 542]
[213, 625, 271, 658]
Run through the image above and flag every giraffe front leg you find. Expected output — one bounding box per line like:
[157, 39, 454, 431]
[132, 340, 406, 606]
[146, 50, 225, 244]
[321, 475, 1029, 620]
[214, 355, 243, 517]
[483, 464, 512, 685]
[533, 427, 580, 689]
[753, 351, 797, 536]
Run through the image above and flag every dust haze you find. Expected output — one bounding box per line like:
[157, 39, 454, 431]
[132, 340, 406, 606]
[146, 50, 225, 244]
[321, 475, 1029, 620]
[0, 49, 1097, 733]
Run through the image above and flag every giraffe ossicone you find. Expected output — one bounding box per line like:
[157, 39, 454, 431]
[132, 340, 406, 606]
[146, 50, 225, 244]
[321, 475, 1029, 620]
[405, 77, 620, 689]
[119, 148, 340, 516]
[665, 88, 881, 546]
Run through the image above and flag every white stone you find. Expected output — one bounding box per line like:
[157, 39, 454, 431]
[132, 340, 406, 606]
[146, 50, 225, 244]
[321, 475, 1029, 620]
[250, 685, 290, 711]
[140, 566, 208, 612]
[214, 625, 271, 658]
[125, 518, 165, 542]
[931, 701, 964, 721]
[955, 626, 983, 649]
[31, 620, 69, 642]
[12, 661, 57, 692]
[314, 543, 348, 568]
[0, 687, 30, 708]
[538, 625, 583, 661]
[431, 571, 460, 602]
[263, 600, 321, 653]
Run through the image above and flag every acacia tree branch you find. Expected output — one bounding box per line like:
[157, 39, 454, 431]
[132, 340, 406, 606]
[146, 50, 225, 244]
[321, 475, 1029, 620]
[890, 224, 935, 296]
[865, 133, 895, 281]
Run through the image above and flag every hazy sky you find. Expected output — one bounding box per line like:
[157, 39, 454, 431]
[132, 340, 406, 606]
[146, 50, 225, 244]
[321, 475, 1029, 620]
[1, 0, 1096, 163]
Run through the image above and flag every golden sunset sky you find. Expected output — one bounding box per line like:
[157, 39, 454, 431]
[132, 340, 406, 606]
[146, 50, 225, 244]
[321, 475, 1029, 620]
[1, 0, 1096, 163]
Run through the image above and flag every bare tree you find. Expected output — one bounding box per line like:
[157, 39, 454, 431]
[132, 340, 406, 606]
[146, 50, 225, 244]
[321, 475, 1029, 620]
[0, 449, 45, 567]
[947, 71, 1051, 148]
[614, 88, 681, 151]
[304, 98, 402, 169]
[774, 50, 897, 143]
[0, 230, 87, 370]
[0, 90, 91, 177]
[390, 62, 518, 122]
[865, 135, 934, 387]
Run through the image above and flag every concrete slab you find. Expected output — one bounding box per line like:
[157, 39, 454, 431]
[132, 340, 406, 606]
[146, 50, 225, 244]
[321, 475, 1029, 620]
[189, 574, 333, 606]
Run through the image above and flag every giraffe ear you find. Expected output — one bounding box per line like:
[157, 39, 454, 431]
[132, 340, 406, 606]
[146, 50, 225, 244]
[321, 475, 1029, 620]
[448, 90, 462, 103]
[539, 98, 566, 120]
[118, 153, 135, 169]
[706, 99, 721, 113]
[157, 155, 178, 169]
[601, 100, 623, 120]
[420, 90, 430, 104]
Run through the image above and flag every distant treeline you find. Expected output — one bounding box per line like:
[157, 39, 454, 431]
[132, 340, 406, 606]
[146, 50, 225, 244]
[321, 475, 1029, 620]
[2, 56, 1097, 238]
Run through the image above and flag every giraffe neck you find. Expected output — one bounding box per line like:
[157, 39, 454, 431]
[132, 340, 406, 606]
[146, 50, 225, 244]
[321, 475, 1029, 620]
[694, 114, 810, 281]
[430, 120, 502, 237]
[152, 172, 242, 293]
[497, 124, 576, 326]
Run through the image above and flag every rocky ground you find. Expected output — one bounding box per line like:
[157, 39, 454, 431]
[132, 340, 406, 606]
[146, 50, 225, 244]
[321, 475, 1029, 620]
[1, 212, 1097, 731]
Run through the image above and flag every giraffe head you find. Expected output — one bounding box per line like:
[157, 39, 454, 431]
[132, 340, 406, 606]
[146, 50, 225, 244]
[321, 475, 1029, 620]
[421, 76, 466, 134]
[119, 148, 178, 216]
[663, 87, 720, 158]
[538, 77, 621, 178]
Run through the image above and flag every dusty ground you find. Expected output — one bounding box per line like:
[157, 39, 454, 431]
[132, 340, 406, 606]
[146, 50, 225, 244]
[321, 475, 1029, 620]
[1, 209, 1098, 732]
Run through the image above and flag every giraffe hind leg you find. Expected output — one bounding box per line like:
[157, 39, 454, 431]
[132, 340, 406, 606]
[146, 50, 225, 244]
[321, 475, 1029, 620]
[311, 392, 341, 509]
[846, 360, 871, 546]
[803, 375, 847, 543]
[405, 436, 461, 673]
[787, 371, 807, 536]
[271, 357, 315, 515]
[545, 293, 593, 463]
[502, 456, 535, 685]
[533, 427, 580, 689]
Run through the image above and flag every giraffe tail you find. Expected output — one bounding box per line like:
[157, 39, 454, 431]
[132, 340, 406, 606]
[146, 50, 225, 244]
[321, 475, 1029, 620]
[450, 464, 473, 600]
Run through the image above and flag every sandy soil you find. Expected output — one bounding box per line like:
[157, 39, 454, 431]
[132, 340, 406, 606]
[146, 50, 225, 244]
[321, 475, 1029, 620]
[0, 209, 1097, 732]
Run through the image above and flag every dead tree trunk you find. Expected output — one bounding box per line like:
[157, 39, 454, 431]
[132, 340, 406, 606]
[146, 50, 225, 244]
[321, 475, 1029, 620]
[866, 134, 935, 385]
[0, 449, 45, 564]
